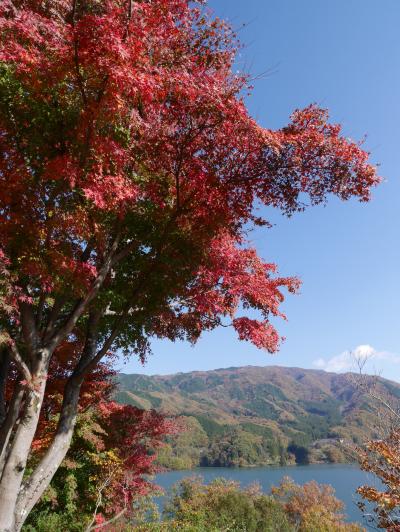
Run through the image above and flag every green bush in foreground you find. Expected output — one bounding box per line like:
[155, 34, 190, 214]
[137, 476, 363, 532]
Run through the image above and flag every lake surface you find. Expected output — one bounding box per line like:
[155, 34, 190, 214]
[156, 464, 378, 524]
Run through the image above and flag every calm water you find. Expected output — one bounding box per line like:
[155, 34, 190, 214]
[156, 464, 378, 524]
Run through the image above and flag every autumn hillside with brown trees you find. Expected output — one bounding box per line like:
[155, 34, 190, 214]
[116, 366, 400, 469]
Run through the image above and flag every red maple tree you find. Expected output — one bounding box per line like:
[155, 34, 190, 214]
[0, 0, 379, 528]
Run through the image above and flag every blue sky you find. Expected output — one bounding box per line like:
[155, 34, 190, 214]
[122, 0, 400, 379]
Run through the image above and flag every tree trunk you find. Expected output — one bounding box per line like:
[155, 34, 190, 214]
[0, 382, 25, 476]
[13, 374, 84, 531]
[0, 370, 47, 532]
[0, 349, 10, 426]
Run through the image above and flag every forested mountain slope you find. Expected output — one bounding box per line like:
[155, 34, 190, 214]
[116, 366, 400, 468]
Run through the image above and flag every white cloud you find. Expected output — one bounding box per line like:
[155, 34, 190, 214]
[312, 344, 400, 374]
[313, 350, 356, 372]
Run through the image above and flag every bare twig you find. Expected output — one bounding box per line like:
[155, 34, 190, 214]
[85, 466, 124, 532]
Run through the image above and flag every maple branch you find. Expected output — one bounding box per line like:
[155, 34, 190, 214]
[95, 0, 134, 105]
[36, 292, 46, 328]
[81, 239, 172, 375]
[175, 157, 182, 210]
[46, 232, 121, 351]
[71, 0, 77, 23]
[171, 118, 223, 212]
[111, 240, 138, 265]
[41, 241, 95, 340]
[124, 0, 133, 39]
[75, 238, 169, 379]
[19, 301, 39, 359]
[77, 307, 130, 379]
[71, 0, 87, 106]
[42, 295, 66, 341]
[5, 341, 32, 384]
[74, 42, 87, 105]
[71, 308, 103, 376]
[112, 200, 185, 267]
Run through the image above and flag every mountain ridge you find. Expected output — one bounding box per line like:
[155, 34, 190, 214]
[120, 364, 351, 378]
[115, 365, 400, 468]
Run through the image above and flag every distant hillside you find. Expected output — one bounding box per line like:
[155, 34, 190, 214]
[115, 366, 400, 468]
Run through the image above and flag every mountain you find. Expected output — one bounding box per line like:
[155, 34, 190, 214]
[115, 365, 400, 469]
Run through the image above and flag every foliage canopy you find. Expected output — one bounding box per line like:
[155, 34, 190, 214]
[0, 0, 379, 528]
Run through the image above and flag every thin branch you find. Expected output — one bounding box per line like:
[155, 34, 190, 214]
[42, 295, 66, 341]
[71, 0, 77, 23]
[5, 341, 32, 384]
[77, 306, 130, 378]
[72, 308, 103, 376]
[42, 241, 95, 340]
[124, 0, 133, 38]
[348, 349, 400, 433]
[368, 391, 400, 423]
[111, 240, 138, 265]
[46, 231, 121, 352]
[74, 40, 87, 105]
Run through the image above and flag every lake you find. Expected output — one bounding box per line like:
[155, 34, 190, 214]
[156, 464, 378, 524]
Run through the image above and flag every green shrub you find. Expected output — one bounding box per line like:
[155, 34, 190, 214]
[162, 476, 293, 531]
